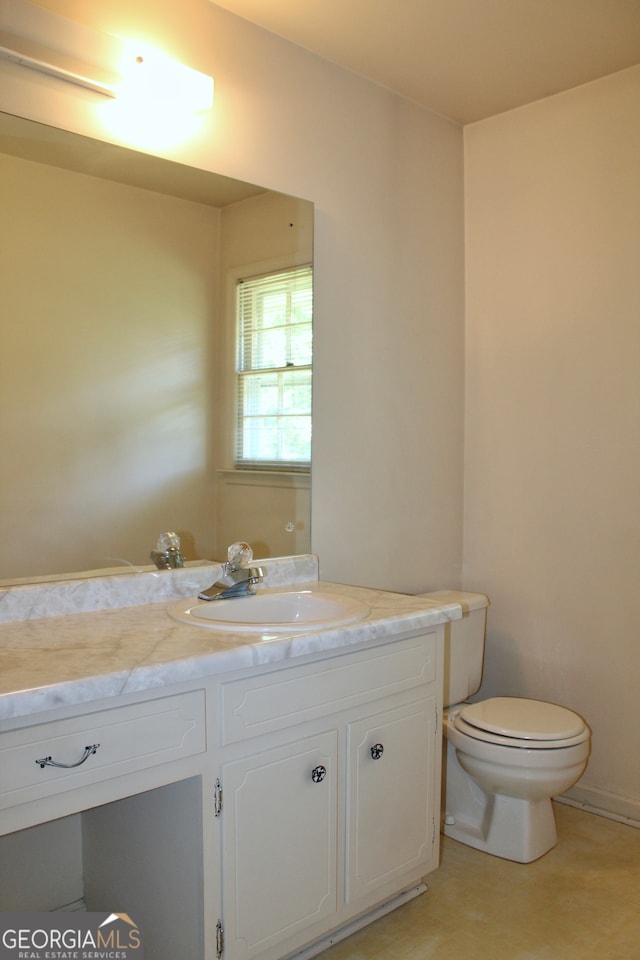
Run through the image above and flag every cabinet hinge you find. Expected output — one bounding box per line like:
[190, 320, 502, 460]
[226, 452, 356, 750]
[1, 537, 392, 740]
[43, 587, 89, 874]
[214, 778, 223, 818]
[216, 919, 224, 959]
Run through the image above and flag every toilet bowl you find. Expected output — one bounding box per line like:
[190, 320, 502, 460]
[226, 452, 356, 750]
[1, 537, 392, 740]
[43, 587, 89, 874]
[443, 697, 590, 862]
[420, 591, 591, 863]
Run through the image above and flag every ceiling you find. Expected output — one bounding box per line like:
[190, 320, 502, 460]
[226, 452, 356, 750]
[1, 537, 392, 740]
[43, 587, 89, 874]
[211, 0, 640, 124]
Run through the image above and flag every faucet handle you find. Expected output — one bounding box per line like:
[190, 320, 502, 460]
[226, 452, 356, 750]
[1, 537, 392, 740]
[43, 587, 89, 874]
[227, 541, 253, 571]
[158, 531, 182, 553]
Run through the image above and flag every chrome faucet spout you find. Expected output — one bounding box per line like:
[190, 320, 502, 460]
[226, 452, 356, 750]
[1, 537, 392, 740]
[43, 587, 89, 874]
[151, 531, 185, 570]
[197, 542, 264, 601]
[198, 566, 264, 601]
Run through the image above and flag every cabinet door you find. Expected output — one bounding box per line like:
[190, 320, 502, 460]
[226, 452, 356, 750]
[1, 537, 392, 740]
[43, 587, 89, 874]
[221, 730, 338, 960]
[346, 697, 436, 904]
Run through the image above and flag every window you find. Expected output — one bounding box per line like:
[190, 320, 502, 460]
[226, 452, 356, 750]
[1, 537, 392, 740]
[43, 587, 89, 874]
[235, 264, 312, 470]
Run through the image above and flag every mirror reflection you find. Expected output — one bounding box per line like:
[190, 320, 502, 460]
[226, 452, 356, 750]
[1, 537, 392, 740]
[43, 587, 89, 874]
[0, 112, 313, 584]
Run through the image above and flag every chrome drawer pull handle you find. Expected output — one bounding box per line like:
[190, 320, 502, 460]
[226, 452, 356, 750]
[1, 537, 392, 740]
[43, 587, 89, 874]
[35, 743, 100, 769]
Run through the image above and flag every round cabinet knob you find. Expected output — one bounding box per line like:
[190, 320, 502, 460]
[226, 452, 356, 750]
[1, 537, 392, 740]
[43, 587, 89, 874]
[311, 765, 327, 783]
[370, 743, 384, 760]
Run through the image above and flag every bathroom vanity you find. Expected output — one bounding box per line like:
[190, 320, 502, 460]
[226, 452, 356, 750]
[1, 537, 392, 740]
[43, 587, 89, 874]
[0, 557, 460, 960]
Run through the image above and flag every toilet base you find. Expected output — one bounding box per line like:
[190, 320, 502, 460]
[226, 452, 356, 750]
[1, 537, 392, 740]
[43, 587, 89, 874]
[442, 736, 559, 863]
[443, 793, 558, 863]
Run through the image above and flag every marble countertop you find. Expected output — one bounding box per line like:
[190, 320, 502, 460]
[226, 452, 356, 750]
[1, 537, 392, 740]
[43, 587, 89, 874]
[0, 557, 461, 723]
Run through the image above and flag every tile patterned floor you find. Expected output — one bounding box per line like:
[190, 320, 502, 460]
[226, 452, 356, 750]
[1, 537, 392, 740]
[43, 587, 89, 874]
[318, 803, 640, 960]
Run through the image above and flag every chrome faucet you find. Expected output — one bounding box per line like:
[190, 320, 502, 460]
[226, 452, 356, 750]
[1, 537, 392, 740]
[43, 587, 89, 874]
[198, 542, 264, 601]
[150, 531, 185, 570]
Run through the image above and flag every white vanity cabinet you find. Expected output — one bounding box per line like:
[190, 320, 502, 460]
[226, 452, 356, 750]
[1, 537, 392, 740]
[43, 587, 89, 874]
[0, 689, 212, 959]
[220, 730, 339, 960]
[215, 629, 443, 960]
[0, 690, 207, 834]
[0, 570, 451, 960]
[345, 696, 437, 905]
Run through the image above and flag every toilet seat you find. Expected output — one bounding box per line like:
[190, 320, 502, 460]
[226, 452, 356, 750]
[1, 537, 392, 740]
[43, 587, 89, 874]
[453, 697, 588, 750]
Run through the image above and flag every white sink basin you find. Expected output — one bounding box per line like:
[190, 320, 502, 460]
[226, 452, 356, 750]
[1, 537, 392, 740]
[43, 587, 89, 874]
[171, 590, 370, 633]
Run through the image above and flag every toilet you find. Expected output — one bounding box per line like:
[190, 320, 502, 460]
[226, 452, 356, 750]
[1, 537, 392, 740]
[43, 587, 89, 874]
[421, 590, 591, 863]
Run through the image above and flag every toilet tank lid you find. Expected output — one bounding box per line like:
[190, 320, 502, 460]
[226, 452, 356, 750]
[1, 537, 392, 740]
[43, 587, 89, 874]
[419, 590, 489, 613]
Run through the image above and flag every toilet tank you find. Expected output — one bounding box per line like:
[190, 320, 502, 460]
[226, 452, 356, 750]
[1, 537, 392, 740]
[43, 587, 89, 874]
[419, 590, 489, 707]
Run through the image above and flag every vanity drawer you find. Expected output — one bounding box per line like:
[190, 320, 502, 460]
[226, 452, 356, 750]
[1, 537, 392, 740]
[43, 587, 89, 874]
[220, 632, 437, 745]
[0, 690, 205, 810]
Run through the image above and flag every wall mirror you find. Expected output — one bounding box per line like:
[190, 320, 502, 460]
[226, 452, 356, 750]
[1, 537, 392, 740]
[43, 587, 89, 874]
[0, 111, 313, 584]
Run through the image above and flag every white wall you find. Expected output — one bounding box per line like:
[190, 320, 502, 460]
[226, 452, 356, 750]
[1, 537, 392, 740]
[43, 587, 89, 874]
[0, 0, 465, 593]
[464, 66, 640, 820]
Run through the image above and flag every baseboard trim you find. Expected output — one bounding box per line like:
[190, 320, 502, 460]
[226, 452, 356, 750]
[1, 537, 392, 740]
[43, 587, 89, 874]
[558, 785, 640, 828]
[290, 884, 427, 960]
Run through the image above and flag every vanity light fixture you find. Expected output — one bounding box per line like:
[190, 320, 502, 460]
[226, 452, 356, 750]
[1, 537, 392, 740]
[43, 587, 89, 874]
[0, 0, 213, 113]
[0, 29, 214, 112]
[0, 28, 118, 97]
[117, 40, 214, 113]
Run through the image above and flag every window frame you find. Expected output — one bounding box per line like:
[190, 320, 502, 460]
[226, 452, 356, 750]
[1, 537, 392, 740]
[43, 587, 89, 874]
[233, 263, 312, 473]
